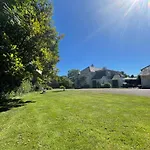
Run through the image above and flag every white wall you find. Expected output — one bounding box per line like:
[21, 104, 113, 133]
[112, 75, 124, 87]
[141, 75, 150, 88]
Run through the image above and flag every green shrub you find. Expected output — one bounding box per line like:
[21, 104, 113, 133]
[60, 85, 66, 91]
[33, 83, 42, 91]
[16, 80, 33, 95]
[82, 84, 90, 88]
[103, 83, 112, 88]
[48, 86, 53, 90]
[45, 85, 53, 90]
[9, 91, 16, 98]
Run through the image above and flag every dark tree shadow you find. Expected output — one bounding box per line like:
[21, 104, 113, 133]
[0, 98, 35, 113]
[52, 90, 64, 93]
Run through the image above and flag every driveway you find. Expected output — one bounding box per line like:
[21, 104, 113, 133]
[77, 89, 150, 97]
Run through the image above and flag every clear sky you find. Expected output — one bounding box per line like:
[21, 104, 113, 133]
[53, 0, 150, 76]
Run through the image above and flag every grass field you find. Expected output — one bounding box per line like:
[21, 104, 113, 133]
[0, 90, 150, 150]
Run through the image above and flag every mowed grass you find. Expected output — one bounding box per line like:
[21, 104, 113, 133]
[0, 90, 150, 150]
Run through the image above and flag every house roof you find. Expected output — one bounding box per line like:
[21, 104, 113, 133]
[89, 66, 102, 72]
[80, 65, 124, 79]
[140, 65, 150, 76]
[92, 70, 106, 79]
[80, 65, 102, 73]
[92, 69, 122, 79]
[124, 77, 137, 80]
[112, 74, 122, 80]
[141, 65, 150, 71]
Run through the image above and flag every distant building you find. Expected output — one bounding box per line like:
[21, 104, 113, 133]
[124, 77, 139, 88]
[75, 65, 124, 88]
[140, 65, 150, 88]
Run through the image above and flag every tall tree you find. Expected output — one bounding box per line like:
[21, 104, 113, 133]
[120, 71, 129, 78]
[68, 69, 80, 83]
[0, 0, 62, 98]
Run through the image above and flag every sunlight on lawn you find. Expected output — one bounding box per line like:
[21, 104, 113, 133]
[0, 90, 150, 150]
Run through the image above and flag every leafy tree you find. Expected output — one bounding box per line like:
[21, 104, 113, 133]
[0, 0, 62, 98]
[68, 69, 80, 83]
[59, 76, 73, 89]
[120, 71, 129, 78]
[79, 76, 87, 88]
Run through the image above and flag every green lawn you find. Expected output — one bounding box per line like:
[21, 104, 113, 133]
[0, 90, 150, 150]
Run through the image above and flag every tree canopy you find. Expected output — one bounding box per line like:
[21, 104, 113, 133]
[59, 76, 73, 89]
[68, 69, 80, 83]
[0, 0, 61, 98]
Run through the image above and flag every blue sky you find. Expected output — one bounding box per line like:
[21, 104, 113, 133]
[53, 0, 150, 76]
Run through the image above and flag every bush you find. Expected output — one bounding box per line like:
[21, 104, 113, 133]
[33, 83, 43, 91]
[45, 85, 53, 90]
[9, 91, 16, 98]
[48, 86, 53, 90]
[103, 83, 112, 88]
[16, 80, 33, 95]
[82, 84, 90, 88]
[60, 85, 66, 91]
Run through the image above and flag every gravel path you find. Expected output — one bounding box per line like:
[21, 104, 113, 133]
[77, 89, 150, 97]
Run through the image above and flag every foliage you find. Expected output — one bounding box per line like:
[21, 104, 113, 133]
[0, 91, 150, 149]
[79, 76, 87, 88]
[68, 69, 80, 83]
[16, 79, 33, 95]
[43, 84, 53, 90]
[120, 71, 129, 78]
[49, 79, 59, 88]
[32, 80, 43, 91]
[102, 83, 112, 88]
[60, 85, 66, 91]
[82, 84, 90, 88]
[59, 76, 73, 89]
[47, 86, 53, 90]
[137, 75, 141, 85]
[0, 0, 62, 98]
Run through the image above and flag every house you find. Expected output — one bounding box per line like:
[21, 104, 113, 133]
[140, 65, 150, 88]
[76, 65, 124, 88]
[112, 75, 124, 88]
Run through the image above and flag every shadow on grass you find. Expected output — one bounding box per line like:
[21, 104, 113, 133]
[0, 98, 35, 113]
[52, 90, 64, 93]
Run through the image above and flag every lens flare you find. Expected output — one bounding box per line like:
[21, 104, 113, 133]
[148, 0, 150, 8]
[84, 0, 149, 42]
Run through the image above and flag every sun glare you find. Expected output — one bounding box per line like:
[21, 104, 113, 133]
[148, 0, 150, 8]
[84, 0, 150, 41]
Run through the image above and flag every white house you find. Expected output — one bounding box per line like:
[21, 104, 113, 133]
[76, 65, 124, 88]
[140, 65, 150, 88]
[112, 75, 124, 88]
